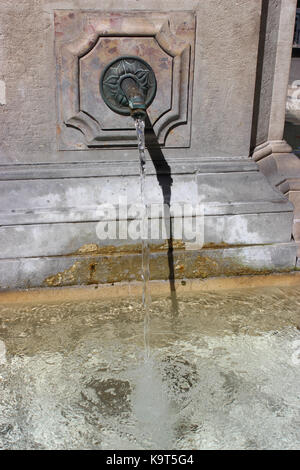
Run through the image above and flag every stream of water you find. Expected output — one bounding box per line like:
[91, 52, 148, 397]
[135, 118, 151, 360]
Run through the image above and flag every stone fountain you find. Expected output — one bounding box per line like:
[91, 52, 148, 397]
[0, 0, 298, 289]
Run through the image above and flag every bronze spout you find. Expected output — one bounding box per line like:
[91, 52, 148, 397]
[120, 77, 147, 119]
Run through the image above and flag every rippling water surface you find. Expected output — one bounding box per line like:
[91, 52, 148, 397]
[0, 286, 300, 449]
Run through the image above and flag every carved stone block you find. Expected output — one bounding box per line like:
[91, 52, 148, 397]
[55, 10, 195, 150]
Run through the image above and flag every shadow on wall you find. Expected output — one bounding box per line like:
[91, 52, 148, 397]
[250, 0, 270, 153]
[145, 115, 179, 316]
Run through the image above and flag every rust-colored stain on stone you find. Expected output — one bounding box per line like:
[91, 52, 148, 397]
[76, 243, 99, 254]
[157, 240, 185, 251]
[72, 241, 186, 256]
[43, 243, 289, 288]
[45, 261, 82, 287]
[201, 242, 249, 250]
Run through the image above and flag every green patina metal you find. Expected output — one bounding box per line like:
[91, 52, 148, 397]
[100, 56, 157, 117]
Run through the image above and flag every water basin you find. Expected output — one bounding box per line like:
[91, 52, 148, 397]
[0, 281, 300, 450]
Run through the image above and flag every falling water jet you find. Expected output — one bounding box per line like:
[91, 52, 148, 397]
[135, 117, 151, 361]
[100, 56, 157, 360]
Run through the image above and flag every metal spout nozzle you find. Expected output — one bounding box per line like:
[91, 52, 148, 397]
[120, 77, 147, 120]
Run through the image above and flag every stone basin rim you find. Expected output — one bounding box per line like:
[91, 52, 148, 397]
[0, 272, 300, 305]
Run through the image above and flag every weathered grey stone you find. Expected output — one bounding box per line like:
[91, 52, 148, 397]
[0, 0, 297, 288]
[0, 168, 293, 225]
[251, 0, 297, 148]
[251, 0, 300, 261]
[0, 209, 294, 260]
[0, 0, 262, 163]
[0, 159, 258, 180]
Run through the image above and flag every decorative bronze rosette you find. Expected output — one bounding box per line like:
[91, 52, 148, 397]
[100, 56, 157, 116]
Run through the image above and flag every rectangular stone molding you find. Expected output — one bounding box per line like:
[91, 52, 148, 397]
[55, 10, 196, 150]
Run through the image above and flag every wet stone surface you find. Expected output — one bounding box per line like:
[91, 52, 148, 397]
[0, 286, 300, 449]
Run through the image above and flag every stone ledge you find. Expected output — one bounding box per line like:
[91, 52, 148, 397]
[0, 242, 296, 290]
[1, 271, 300, 302]
[0, 210, 295, 260]
[0, 158, 258, 180]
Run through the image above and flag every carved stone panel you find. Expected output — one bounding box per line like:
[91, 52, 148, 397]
[55, 11, 195, 150]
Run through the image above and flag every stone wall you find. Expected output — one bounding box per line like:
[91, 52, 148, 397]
[0, 0, 262, 164]
[0, 0, 297, 289]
